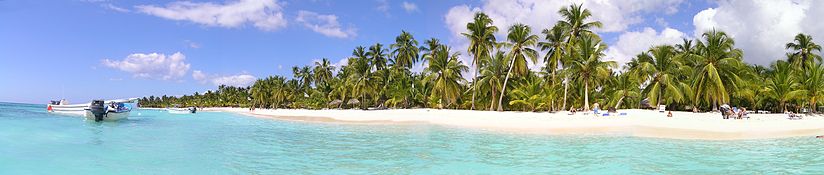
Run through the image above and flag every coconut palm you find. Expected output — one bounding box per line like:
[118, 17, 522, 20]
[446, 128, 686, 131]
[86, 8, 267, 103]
[634, 45, 688, 107]
[555, 3, 603, 111]
[497, 24, 539, 111]
[539, 25, 567, 80]
[764, 61, 802, 112]
[608, 73, 641, 109]
[391, 31, 420, 69]
[462, 12, 498, 110]
[508, 73, 545, 111]
[692, 29, 746, 110]
[368, 43, 389, 71]
[478, 51, 509, 110]
[390, 31, 420, 107]
[797, 63, 824, 113]
[567, 35, 616, 111]
[786, 33, 822, 69]
[313, 58, 334, 88]
[424, 46, 467, 108]
[349, 47, 379, 109]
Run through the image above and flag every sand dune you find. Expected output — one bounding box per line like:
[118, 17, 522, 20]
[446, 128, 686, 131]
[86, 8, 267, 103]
[202, 108, 824, 140]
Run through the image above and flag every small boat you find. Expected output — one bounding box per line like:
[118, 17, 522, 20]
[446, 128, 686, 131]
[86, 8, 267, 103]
[47, 98, 138, 122]
[166, 107, 196, 114]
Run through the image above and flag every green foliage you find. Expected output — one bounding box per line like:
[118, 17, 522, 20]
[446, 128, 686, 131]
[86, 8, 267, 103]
[141, 4, 823, 114]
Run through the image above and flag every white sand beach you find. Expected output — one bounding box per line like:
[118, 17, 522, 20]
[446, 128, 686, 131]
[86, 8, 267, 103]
[202, 108, 824, 140]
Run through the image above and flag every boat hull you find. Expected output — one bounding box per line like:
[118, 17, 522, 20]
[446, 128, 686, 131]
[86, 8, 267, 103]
[84, 110, 129, 121]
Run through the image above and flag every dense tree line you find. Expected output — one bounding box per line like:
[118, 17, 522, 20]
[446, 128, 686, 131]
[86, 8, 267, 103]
[141, 4, 824, 113]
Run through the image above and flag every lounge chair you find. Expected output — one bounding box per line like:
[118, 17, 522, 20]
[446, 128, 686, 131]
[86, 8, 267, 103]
[788, 113, 803, 120]
[658, 105, 666, 113]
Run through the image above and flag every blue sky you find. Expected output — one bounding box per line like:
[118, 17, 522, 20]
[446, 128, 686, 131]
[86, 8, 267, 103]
[3, 0, 822, 104]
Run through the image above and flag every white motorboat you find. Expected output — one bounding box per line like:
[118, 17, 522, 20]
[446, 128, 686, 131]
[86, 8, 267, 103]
[47, 98, 138, 122]
[166, 107, 196, 114]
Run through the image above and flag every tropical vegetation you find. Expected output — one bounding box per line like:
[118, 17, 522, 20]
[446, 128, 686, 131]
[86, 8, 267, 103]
[140, 4, 824, 114]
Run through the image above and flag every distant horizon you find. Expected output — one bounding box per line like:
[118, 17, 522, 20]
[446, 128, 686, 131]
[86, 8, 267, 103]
[3, 0, 823, 104]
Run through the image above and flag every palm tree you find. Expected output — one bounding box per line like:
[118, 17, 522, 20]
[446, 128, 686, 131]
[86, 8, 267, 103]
[692, 29, 746, 110]
[298, 65, 313, 95]
[764, 61, 802, 112]
[786, 33, 822, 69]
[608, 73, 641, 109]
[797, 63, 824, 113]
[567, 35, 616, 111]
[634, 45, 688, 107]
[390, 31, 420, 107]
[497, 24, 539, 111]
[390, 31, 420, 69]
[555, 3, 603, 111]
[478, 51, 509, 110]
[463, 12, 498, 110]
[350, 46, 378, 109]
[539, 25, 567, 81]
[424, 46, 468, 108]
[368, 43, 389, 71]
[508, 73, 545, 111]
[313, 58, 334, 88]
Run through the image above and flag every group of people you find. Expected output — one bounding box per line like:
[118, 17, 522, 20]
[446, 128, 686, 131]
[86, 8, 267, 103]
[567, 103, 617, 115]
[719, 104, 748, 119]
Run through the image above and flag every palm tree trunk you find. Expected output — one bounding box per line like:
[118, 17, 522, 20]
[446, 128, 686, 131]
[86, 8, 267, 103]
[615, 95, 625, 109]
[584, 80, 590, 111]
[811, 98, 817, 113]
[780, 100, 786, 113]
[489, 86, 496, 111]
[562, 78, 569, 111]
[498, 57, 517, 111]
[471, 50, 480, 110]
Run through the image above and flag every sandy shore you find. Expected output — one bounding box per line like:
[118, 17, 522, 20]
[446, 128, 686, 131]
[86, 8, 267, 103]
[199, 107, 824, 140]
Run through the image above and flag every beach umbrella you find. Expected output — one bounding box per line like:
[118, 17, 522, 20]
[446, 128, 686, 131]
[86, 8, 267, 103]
[328, 99, 343, 106]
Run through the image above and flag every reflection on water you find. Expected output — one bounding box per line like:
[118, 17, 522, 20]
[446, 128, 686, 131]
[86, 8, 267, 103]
[1, 102, 823, 174]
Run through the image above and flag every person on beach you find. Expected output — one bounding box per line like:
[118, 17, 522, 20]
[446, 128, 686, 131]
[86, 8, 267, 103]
[738, 108, 747, 119]
[569, 106, 576, 115]
[720, 104, 731, 119]
[667, 111, 673, 117]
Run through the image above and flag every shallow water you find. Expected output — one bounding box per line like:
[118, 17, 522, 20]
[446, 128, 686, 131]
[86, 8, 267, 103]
[1, 102, 823, 174]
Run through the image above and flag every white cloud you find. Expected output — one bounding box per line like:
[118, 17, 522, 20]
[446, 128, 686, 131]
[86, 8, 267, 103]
[184, 40, 201, 48]
[136, 0, 287, 31]
[102, 52, 191, 80]
[691, 0, 823, 66]
[444, 0, 684, 38]
[402, 1, 418, 12]
[604, 27, 687, 68]
[102, 3, 130, 12]
[443, 0, 685, 77]
[296, 10, 356, 38]
[192, 70, 257, 87]
[211, 74, 257, 87]
[376, 0, 390, 14]
[192, 70, 207, 81]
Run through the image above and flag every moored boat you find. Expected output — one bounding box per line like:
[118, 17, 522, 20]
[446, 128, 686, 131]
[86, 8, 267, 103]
[166, 107, 197, 114]
[47, 98, 138, 122]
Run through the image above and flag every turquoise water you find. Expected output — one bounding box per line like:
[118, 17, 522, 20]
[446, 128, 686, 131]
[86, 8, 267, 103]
[2, 102, 824, 174]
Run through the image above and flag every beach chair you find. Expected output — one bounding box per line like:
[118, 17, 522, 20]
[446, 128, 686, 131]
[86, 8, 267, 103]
[658, 105, 666, 113]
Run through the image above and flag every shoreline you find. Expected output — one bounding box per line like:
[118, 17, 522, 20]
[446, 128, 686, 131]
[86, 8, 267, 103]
[198, 107, 824, 140]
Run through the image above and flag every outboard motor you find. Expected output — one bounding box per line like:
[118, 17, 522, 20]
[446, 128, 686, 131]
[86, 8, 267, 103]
[89, 100, 107, 122]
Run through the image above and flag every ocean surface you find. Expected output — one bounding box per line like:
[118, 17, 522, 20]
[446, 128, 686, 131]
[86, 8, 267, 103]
[2, 102, 824, 174]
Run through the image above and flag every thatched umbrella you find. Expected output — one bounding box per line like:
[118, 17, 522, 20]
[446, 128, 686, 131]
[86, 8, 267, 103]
[328, 99, 343, 108]
[347, 99, 360, 105]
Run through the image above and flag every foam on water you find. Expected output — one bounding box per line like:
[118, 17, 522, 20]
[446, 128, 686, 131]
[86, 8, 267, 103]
[1, 102, 823, 174]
